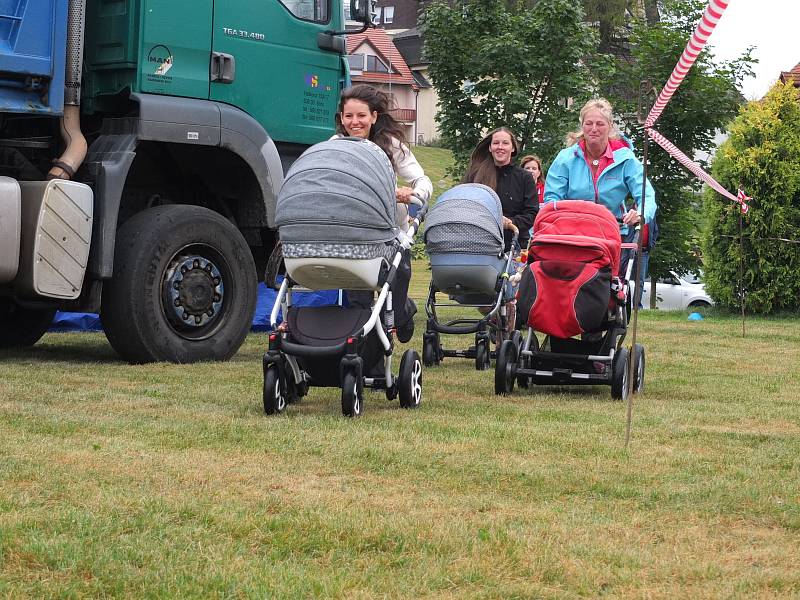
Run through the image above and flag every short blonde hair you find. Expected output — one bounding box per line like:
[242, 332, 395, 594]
[565, 98, 621, 146]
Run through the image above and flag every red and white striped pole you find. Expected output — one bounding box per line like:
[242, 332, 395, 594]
[642, 0, 748, 213]
[646, 128, 747, 212]
[645, 0, 730, 128]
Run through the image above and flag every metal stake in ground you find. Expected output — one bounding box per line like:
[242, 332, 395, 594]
[739, 204, 746, 337]
[625, 127, 649, 450]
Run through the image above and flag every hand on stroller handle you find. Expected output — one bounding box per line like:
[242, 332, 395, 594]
[502, 217, 518, 234]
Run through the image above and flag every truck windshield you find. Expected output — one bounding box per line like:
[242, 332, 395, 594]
[279, 0, 330, 23]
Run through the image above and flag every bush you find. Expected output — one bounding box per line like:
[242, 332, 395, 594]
[702, 82, 800, 313]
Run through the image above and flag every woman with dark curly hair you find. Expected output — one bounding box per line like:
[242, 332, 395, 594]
[332, 85, 431, 342]
[335, 84, 432, 209]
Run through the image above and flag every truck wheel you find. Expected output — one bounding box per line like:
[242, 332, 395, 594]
[0, 299, 55, 348]
[101, 205, 257, 363]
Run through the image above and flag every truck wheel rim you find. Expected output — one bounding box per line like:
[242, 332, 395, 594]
[162, 250, 226, 333]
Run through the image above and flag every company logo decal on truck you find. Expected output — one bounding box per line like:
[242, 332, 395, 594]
[147, 45, 174, 82]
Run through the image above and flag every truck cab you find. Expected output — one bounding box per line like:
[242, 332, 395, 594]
[0, 0, 369, 362]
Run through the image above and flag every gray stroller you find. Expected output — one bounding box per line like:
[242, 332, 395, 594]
[423, 183, 520, 370]
[264, 137, 427, 417]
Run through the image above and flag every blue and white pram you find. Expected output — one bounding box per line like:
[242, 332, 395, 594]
[422, 183, 520, 370]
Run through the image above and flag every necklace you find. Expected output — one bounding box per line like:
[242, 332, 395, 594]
[585, 145, 603, 166]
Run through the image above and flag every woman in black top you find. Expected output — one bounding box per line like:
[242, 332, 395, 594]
[463, 127, 538, 249]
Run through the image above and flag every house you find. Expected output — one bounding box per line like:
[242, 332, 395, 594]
[779, 62, 800, 89]
[356, 0, 441, 144]
[392, 28, 440, 144]
[372, 0, 427, 31]
[346, 28, 419, 143]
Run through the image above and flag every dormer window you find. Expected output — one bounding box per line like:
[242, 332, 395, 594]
[347, 53, 395, 74]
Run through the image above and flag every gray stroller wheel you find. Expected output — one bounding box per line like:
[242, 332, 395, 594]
[632, 343, 645, 394]
[341, 370, 363, 417]
[263, 365, 286, 415]
[423, 334, 439, 367]
[494, 339, 518, 395]
[475, 336, 490, 371]
[399, 349, 423, 409]
[611, 347, 630, 401]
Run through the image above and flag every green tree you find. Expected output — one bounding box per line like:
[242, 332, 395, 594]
[603, 0, 753, 284]
[702, 82, 800, 313]
[421, 0, 612, 176]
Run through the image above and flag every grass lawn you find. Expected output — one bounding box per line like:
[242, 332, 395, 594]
[2, 258, 799, 598]
[2, 146, 799, 597]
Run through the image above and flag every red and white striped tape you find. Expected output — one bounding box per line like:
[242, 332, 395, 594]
[646, 128, 748, 213]
[644, 0, 730, 128]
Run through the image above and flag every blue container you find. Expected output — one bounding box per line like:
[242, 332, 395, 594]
[0, 0, 68, 114]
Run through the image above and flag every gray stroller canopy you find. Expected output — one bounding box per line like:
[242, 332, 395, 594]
[424, 183, 504, 255]
[276, 138, 398, 245]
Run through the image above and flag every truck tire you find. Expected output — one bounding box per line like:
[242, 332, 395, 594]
[101, 205, 257, 363]
[0, 299, 55, 348]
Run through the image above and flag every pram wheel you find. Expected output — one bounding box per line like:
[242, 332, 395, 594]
[475, 336, 490, 371]
[494, 339, 518, 396]
[422, 333, 440, 367]
[341, 370, 363, 417]
[632, 343, 645, 394]
[611, 347, 630, 401]
[263, 365, 286, 415]
[399, 349, 423, 409]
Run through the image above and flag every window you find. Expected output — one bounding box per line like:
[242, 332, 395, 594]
[347, 54, 365, 74]
[347, 53, 394, 74]
[278, 0, 329, 23]
[383, 5, 394, 24]
[366, 55, 389, 73]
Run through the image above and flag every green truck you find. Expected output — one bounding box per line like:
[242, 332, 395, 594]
[0, 0, 371, 362]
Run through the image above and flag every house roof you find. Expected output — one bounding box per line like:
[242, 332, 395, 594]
[347, 28, 418, 89]
[779, 62, 800, 88]
[411, 69, 431, 89]
[392, 29, 425, 67]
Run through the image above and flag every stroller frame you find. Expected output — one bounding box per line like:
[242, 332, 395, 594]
[263, 201, 427, 417]
[422, 233, 520, 371]
[495, 223, 645, 400]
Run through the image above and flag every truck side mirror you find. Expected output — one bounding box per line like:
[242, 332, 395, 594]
[350, 0, 376, 26]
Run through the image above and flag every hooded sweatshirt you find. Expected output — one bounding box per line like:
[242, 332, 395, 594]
[543, 137, 656, 226]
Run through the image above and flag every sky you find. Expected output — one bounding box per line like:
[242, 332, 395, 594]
[706, 0, 800, 100]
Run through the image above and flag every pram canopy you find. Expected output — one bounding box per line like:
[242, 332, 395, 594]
[276, 137, 398, 254]
[518, 200, 624, 339]
[532, 200, 621, 273]
[424, 183, 504, 256]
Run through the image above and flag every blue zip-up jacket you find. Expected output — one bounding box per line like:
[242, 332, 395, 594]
[543, 139, 656, 225]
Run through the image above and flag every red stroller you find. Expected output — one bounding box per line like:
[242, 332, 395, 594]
[494, 200, 645, 400]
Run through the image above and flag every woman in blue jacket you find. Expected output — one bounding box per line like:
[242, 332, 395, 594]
[544, 98, 656, 228]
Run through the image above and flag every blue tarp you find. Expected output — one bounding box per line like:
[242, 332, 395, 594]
[49, 283, 340, 332]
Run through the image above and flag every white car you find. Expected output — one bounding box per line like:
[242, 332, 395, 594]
[638, 271, 713, 310]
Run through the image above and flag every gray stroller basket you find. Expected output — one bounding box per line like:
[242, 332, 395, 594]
[423, 183, 519, 371]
